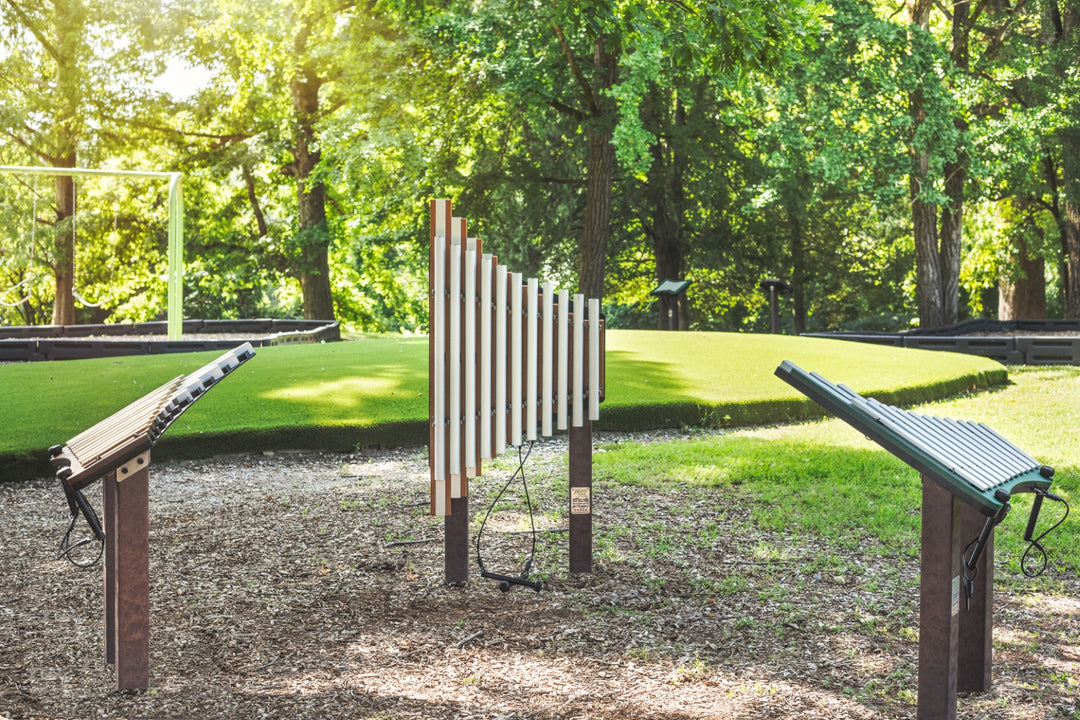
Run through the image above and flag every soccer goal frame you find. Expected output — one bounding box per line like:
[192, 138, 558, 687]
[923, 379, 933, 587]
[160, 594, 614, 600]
[0, 165, 184, 340]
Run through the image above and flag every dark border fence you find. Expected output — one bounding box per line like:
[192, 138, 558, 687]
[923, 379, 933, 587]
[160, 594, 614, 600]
[804, 320, 1080, 365]
[0, 319, 339, 361]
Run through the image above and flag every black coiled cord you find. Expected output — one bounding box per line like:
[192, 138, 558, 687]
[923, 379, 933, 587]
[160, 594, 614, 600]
[1021, 491, 1069, 579]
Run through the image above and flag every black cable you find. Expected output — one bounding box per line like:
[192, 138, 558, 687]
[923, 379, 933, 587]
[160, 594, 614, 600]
[960, 536, 980, 608]
[475, 441, 537, 577]
[1021, 491, 1069, 579]
[56, 511, 104, 568]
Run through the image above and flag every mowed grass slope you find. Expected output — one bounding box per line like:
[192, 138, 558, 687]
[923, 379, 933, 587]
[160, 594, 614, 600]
[0, 331, 1005, 480]
[594, 365, 1080, 575]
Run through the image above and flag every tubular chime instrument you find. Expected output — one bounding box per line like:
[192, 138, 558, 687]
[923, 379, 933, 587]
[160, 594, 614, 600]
[428, 199, 605, 581]
[49, 342, 255, 691]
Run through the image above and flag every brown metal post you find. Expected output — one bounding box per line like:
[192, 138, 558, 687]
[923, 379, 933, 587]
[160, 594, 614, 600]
[102, 470, 117, 666]
[958, 501, 993, 693]
[107, 455, 151, 690]
[918, 478, 962, 720]
[568, 419, 593, 574]
[445, 496, 469, 583]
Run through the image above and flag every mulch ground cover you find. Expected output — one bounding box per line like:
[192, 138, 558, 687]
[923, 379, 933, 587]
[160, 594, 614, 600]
[2, 435, 1077, 719]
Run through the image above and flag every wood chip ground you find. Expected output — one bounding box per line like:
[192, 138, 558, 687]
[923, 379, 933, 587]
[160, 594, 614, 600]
[1, 434, 1077, 719]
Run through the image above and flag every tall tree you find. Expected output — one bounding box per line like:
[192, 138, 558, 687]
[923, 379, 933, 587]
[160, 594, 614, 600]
[906, 0, 951, 328]
[1, 0, 88, 324]
[0, 0, 168, 324]
[1047, 2, 1080, 316]
[177, 0, 368, 320]
[392, 0, 823, 301]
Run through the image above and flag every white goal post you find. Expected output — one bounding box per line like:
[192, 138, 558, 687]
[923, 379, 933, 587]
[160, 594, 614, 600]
[0, 165, 184, 340]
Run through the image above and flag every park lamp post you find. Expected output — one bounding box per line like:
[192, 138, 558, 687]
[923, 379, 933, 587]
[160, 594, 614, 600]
[759, 277, 791, 334]
[0, 165, 184, 340]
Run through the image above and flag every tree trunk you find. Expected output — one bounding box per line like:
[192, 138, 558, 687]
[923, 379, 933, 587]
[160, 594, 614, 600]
[790, 213, 806, 334]
[1047, 3, 1080, 317]
[1063, 183, 1080, 318]
[647, 90, 689, 330]
[907, 0, 945, 328]
[938, 0, 969, 326]
[999, 236, 1046, 320]
[577, 36, 618, 301]
[579, 123, 614, 301]
[51, 170, 76, 325]
[50, 0, 83, 326]
[288, 64, 335, 321]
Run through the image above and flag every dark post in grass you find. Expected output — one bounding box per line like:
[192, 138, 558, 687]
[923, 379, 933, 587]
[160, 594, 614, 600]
[917, 481, 995, 717]
[918, 480, 962, 718]
[759, 278, 790, 334]
[775, 361, 1058, 720]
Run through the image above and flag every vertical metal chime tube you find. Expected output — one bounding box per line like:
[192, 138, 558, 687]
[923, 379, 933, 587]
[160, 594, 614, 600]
[464, 238, 478, 479]
[557, 289, 569, 431]
[526, 277, 539, 441]
[430, 199, 449, 516]
[572, 293, 585, 428]
[449, 219, 463, 497]
[510, 272, 523, 447]
[542, 282, 554, 437]
[480, 253, 494, 462]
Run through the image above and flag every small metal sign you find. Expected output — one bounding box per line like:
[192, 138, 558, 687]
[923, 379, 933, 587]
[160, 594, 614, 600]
[570, 487, 591, 515]
[952, 576, 961, 617]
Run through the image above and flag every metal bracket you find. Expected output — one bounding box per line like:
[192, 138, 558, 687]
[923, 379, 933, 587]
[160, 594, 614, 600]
[116, 451, 150, 482]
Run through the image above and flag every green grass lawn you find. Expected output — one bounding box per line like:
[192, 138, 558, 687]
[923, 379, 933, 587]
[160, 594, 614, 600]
[595, 364, 1080, 576]
[0, 330, 1004, 480]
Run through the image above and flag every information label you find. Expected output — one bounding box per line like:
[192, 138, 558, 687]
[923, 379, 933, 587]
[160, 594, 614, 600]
[570, 487, 591, 515]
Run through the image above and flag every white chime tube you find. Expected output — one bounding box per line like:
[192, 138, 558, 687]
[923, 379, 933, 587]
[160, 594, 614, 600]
[589, 297, 601, 422]
[557, 288, 569, 431]
[464, 240, 477, 477]
[494, 264, 507, 456]
[480, 254, 493, 461]
[526, 277, 539, 441]
[572, 293, 584, 428]
[448, 227, 462, 493]
[542, 282, 554, 437]
[510, 272, 523, 446]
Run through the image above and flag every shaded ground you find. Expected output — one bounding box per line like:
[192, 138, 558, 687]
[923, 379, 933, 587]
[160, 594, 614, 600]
[1, 435, 1077, 719]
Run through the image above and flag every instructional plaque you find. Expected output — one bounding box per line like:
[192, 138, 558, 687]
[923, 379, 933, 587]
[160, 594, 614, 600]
[570, 487, 591, 515]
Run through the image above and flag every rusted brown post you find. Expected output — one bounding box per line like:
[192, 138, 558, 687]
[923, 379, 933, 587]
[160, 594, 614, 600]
[918, 478, 961, 720]
[568, 420, 592, 574]
[445, 496, 469, 583]
[105, 453, 151, 690]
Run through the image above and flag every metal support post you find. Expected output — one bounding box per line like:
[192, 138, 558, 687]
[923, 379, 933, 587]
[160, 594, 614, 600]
[445, 496, 469, 583]
[569, 419, 593, 574]
[918, 477, 962, 720]
[104, 455, 151, 690]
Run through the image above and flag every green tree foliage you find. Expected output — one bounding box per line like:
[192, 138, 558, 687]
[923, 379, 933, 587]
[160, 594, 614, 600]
[1, 0, 1076, 334]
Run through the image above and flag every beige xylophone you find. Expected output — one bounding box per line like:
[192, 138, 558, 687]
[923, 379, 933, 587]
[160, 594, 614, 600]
[428, 199, 605, 582]
[48, 342, 254, 691]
